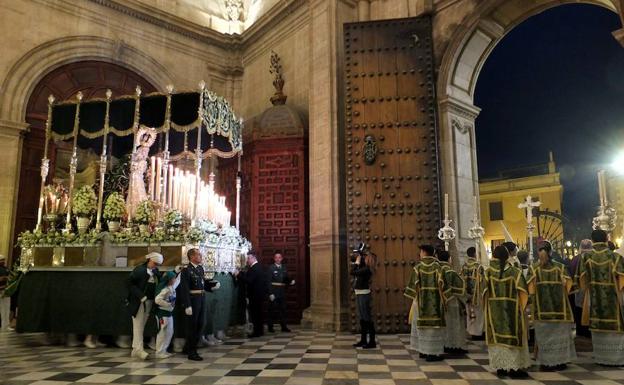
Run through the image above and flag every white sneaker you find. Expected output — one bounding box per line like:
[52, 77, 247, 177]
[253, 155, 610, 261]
[216, 330, 229, 340]
[147, 338, 157, 351]
[136, 350, 149, 360]
[84, 336, 97, 349]
[199, 336, 211, 347]
[154, 352, 173, 359]
[173, 338, 185, 353]
[208, 335, 222, 345]
[115, 336, 132, 349]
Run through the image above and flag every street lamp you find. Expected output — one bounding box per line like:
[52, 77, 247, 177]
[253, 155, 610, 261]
[612, 153, 624, 175]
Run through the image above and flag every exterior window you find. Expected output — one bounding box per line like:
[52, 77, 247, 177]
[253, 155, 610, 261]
[491, 239, 505, 250]
[489, 201, 503, 221]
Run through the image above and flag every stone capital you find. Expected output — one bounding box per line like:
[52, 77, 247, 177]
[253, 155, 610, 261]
[0, 120, 29, 138]
[438, 97, 481, 121]
[613, 28, 624, 48]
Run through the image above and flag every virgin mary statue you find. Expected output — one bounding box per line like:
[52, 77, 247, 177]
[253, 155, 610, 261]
[127, 127, 156, 217]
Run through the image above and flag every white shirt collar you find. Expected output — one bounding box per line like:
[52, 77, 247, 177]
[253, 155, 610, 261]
[251, 261, 258, 267]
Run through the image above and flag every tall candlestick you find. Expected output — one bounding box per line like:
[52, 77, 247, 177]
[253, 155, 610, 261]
[598, 170, 606, 206]
[444, 193, 449, 219]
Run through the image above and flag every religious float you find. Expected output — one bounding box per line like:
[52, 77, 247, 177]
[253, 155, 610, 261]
[15, 83, 250, 336]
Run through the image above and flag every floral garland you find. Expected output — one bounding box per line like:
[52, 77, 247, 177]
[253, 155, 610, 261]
[18, 229, 103, 248]
[103, 192, 126, 221]
[72, 185, 97, 217]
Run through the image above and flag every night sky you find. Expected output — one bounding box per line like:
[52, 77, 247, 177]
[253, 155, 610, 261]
[474, 4, 624, 235]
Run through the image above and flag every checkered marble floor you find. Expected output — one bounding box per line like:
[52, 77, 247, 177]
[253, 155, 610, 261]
[0, 329, 622, 385]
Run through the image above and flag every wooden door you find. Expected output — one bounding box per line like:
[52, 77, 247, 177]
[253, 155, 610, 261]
[343, 17, 440, 333]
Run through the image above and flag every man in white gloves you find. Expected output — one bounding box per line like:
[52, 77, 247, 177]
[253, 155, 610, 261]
[127, 252, 163, 360]
[178, 248, 220, 361]
[267, 253, 295, 333]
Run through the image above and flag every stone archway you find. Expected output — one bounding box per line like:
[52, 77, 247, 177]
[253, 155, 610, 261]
[435, 0, 620, 254]
[11, 61, 157, 259]
[0, 35, 171, 259]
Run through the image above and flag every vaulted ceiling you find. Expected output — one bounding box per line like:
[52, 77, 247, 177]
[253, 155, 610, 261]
[133, 0, 281, 34]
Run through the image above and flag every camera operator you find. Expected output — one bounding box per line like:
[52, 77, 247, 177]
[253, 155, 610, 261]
[350, 245, 377, 349]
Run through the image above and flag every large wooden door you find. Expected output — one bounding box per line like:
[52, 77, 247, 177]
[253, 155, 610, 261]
[343, 17, 441, 333]
[13, 61, 156, 258]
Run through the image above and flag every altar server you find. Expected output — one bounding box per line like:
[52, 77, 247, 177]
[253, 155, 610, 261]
[578, 229, 624, 366]
[127, 252, 163, 360]
[154, 271, 180, 359]
[178, 248, 220, 361]
[461, 247, 484, 340]
[438, 250, 467, 354]
[526, 242, 576, 370]
[404, 245, 445, 361]
[483, 245, 530, 378]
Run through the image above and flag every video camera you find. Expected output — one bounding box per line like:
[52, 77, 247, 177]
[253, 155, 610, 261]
[350, 242, 366, 263]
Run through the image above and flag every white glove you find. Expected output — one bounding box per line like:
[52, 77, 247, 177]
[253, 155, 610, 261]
[140, 296, 147, 303]
[185, 306, 193, 316]
[269, 294, 276, 302]
[290, 280, 295, 286]
[213, 282, 221, 290]
[174, 265, 183, 274]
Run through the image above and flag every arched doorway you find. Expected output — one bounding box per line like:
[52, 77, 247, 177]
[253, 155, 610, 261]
[435, 0, 620, 253]
[13, 61, 156, 257]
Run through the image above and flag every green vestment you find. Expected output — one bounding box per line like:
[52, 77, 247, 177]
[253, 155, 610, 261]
[526, 261, 573, 323]
[441, 261, 465, 300]
[404, 256, 445, 328]
[578, 242, 624, 332]
[483, 259, 528, 348]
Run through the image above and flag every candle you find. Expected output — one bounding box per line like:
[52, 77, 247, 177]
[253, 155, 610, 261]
[149, 156, 155, 200]
[444, 193, 449, 219]
[155, 157, 162, 204]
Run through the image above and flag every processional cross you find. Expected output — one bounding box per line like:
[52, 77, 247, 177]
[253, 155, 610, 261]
[518, 195, 541, 259]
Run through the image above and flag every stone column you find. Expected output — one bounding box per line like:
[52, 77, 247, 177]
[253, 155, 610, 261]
[301, 0, 356, 331]
[438, 97, 481, 267]
[0, 120, 28, 262]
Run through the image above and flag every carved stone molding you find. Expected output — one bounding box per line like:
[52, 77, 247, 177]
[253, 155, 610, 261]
[451, 117, 472, 135]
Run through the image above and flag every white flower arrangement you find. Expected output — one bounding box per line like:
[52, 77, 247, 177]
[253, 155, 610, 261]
[72, 185, 97, 217]
[103, 192, 126, 221]
[164, 209, 184, 228]
[135, 200, 156, 225]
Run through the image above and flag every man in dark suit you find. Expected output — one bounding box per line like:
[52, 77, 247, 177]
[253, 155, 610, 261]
[178, 248, 220, 361]
[235, 251, 268, 338]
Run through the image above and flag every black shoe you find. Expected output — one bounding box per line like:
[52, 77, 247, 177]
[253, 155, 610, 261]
[454, 348, 468, 355]
[247, 333, 262, 338]
[419, 353, 426, 359]
[540, 365, 556, 372]
[281, 326, 291, 333]
[363, 341, 377, 349]
[556, 364, 567, 371]
[353, 340, 366, 348]
[496, 369, 508, 378]
[188, 353, 203, 361]
[267, 326, 275, 333]
[509, 370, 528, 379]
[425, 355, 443, 362]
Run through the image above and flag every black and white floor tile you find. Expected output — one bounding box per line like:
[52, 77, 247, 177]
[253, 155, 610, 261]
[0, 329, 621, 385]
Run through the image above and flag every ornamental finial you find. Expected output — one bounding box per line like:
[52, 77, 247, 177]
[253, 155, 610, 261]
[269, 50, 287, 105]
